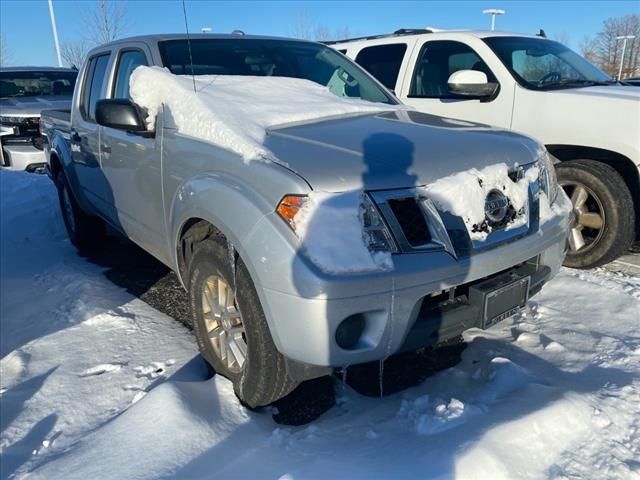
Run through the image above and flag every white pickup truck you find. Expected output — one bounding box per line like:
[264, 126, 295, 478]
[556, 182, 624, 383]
[332, 29, 640, 268]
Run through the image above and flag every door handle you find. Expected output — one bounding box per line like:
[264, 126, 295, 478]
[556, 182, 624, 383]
[70, 129, 81, 143]
[101, 144, 112, 154]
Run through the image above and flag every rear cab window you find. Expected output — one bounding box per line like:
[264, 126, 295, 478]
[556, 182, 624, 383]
[81, 54, 111, 121]
[355, 43, 408, 91]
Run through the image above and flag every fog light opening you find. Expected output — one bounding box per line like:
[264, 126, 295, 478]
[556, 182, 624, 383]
[335, 314, 366, 350]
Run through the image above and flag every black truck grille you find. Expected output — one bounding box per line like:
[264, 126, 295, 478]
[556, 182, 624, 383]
[387, 197, 432, 246]
[1, 117, 43, 150]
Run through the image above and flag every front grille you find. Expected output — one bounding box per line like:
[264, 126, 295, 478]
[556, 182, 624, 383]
[1, 117, 43, 150]
[387, 197, 432, 246]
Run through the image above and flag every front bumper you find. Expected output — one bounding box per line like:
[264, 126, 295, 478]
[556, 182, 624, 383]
[255, 204, 570, 368]
[0, 143, 46, 171]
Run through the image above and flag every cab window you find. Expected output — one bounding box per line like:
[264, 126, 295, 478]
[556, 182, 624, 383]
[409, 41, 496, 98]
[355, 44, 407, 90]
[81, 54, 110, 121]
[113, 49, 148, 99]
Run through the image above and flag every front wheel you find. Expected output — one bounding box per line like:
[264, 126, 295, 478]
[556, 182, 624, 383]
[555, 159, 634, 269]
[187, 237, 299, 407]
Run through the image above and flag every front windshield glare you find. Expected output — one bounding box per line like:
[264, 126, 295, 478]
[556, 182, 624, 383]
[158, 38, 394, 104]
[484, 36, 612, 89]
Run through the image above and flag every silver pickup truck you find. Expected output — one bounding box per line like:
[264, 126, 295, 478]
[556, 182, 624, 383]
[41, 34, 571, 408]
[1, 66, 77, 171]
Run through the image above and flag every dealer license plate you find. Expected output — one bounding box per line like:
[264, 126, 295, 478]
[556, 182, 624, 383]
[482, 276, 531, 328]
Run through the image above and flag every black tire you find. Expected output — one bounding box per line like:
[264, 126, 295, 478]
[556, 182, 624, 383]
[556, 159, 634, 269]
[187, 237, 298, 407]
[56, 171, 105, 248]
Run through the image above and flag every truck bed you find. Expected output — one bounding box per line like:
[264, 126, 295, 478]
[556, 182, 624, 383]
[41, 109, 71, 131]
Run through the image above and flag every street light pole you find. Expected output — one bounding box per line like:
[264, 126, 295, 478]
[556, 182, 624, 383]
[482, 9, 505, 31]
[47, 0, 62, 67]
[616, 35, 636, 80]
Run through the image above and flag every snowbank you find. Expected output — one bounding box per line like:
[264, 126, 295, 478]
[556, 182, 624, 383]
[293, 191, 393, 274]
[129, 66, 397, 162]
[425, 163, 538, 241]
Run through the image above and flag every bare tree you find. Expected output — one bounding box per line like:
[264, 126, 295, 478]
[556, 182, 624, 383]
[61, 40, 90, 68]
[581, 14, 640, 78]
[291, 9, 351, 42]
[82, 0, 129, 45]
[57, 1, 128, 69]
[292, 10, 315, 40]
[314, 25, 332, 42]
[334, 26, 352, 41]
[0, 35, 11, 66]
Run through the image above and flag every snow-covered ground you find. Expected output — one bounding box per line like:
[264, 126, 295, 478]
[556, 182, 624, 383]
[1, 170, 639, 480]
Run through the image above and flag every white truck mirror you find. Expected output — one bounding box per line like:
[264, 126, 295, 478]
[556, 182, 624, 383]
[447, 70, 498, 99]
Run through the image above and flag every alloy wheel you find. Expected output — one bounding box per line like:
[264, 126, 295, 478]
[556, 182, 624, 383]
[560, 182, 605, 254]
[201, 275, 247, 373]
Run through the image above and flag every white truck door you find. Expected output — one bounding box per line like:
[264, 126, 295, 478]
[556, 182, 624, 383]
[397, 38, 514, 128]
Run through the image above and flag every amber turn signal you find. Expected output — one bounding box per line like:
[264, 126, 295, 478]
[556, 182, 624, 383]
[276, 195, 307, 230]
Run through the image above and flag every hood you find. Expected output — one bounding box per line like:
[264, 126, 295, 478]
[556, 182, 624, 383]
[0, 96, 73, 117]
[552, 84, 640, 102]
[264, 110, 542, 192]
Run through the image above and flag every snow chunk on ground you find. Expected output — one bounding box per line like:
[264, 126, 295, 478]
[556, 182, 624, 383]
[129, 66, 398, 162]
[425, 163, 538, 241]
[293, 191, 393, 274]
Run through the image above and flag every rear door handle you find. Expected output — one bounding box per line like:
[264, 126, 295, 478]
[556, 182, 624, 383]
[101, 144, 111, 154]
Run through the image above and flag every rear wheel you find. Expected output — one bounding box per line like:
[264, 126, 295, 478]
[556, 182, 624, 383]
[556, 159, 634, 269]
[56, 171, 105, 248]
[188, 237, 298, 407]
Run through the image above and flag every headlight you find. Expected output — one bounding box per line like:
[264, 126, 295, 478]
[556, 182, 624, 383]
[538, 151, 559, 203]
[276, 193, 397, 253]
[0, 115, 27, 125]
[359, 193, 398, 253]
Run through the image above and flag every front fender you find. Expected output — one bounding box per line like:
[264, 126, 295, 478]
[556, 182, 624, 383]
[169, 172, 276, 288]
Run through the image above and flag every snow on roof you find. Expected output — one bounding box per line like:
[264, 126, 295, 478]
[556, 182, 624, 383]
[129, 66, 396, 163]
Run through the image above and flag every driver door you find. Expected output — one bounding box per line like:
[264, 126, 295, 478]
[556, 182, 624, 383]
[99, 45, 168, 261]
[399, 39, 513, 128]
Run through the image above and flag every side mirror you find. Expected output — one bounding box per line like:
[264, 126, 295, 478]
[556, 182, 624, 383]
[95, 99, 148, 132]
[447, 70, 499, 99]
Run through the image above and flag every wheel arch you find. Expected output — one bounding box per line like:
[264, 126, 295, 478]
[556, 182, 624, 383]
[547, 144, 640, 240]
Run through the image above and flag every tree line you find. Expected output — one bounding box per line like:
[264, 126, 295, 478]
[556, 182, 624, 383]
[581, 14, 640, 79]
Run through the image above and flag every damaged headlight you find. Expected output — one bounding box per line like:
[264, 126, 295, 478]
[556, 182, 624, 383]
[538, 150, 559, 203]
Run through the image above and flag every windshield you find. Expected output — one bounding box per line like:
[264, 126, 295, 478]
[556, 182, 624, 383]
[0, 71, 77, 98]
[484, 36, 613, 90]
[158, 38, 396, 104]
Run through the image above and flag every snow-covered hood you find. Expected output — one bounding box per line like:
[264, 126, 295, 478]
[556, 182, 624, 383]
[266, 110, 543, 192]
[0, 96, 73, 117]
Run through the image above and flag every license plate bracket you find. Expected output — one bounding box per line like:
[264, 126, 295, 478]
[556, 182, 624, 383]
[469, 274, 531, 329]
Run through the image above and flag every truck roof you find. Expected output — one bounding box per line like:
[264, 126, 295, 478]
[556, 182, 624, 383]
[0, 66, 77, 72]
[92, 33, 315, 50]
[326, 28, 544, 46]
